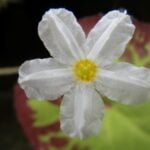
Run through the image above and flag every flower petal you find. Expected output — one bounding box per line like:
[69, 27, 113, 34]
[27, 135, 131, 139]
[86, 10, 135, 66]
[19, 58, 66, 77]
[18, 58, 74, 100]
[96, 62, 150, 104]
[60, 84, 104, 139]
[38, 8, 86, 65]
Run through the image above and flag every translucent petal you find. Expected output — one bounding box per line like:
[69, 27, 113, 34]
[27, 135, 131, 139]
[60, 84, 104, 139]
[86, 10, 135, 66]
[38, 8, 86, 65]
[96, 62, 150, 104]
[19, 58, 66, 77]
[18, 58, 74, 100]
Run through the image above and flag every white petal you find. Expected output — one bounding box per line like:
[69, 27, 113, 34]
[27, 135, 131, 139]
[38, 8, 86, 65]
[19, 58, 66, 77]
[96, 62, 150, 104]
[60, 84, 104, 139]
[18, 58, 74, 100]
[86, 10, 135, 66]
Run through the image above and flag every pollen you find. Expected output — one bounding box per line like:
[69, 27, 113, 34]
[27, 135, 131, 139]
[73, 59, 98, 82]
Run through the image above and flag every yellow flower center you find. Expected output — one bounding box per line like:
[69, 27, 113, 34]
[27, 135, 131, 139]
[73, 59, 98, 83]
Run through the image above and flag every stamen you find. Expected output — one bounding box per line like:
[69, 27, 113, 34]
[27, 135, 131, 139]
[73, 59, 98, 83]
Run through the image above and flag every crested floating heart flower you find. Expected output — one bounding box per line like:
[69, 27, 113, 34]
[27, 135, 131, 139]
[18, 8, 150, 139]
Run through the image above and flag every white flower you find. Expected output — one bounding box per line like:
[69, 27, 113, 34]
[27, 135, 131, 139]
[18, 8, 150, 139]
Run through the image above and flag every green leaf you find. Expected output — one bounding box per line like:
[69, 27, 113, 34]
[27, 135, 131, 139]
[27, 100, 59, 127]
[38, 133, 51, 143]
[27, 99, 150, 150]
